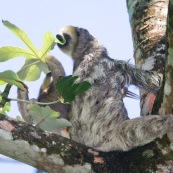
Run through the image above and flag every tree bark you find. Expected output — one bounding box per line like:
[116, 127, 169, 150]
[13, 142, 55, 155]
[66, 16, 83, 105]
[0, 114, 95, 173]
[1, 0, 173, 173]
[159, 0, 173, 115]
[127, 0, 168, 116]
[1, 114, 173, 173]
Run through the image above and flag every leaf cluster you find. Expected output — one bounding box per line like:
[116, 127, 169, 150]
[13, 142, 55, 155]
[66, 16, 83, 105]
[0, 20, 91, 131]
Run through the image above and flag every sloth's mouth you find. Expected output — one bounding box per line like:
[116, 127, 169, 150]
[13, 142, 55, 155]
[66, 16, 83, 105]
[56, 33, 72, 49]
[56, 34, 64, 43]
[55, 34, 66, 46]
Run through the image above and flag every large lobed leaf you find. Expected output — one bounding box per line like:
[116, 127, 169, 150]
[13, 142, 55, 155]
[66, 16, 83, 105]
[0, 70, 25, 90]
[39, 32, 56, 60]
[29, 105, 72, 132]
[0, 46, 36, 62]
[56, 75, 91, 103]
[2, 20, 38, 57]
[1, 20, 64, 81]
[17, 59, 49, 81]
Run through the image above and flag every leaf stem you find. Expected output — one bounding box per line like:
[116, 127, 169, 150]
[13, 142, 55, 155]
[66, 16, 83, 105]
[9, 98, 60, 105]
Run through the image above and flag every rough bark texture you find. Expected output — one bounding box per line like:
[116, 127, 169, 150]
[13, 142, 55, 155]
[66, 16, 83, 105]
[159, 0, 173, 115]
[0, 114, 94, 173]
[127, 0, 168, 116]
[1, 114, 173, 173]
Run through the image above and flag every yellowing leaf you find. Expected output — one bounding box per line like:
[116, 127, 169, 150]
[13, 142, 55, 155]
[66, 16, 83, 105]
[0, 70, 25, 90]
[0, 81, 6, 85]
[17, 59, 49, 81]
[2, 20, 39, 57]
[1, 20, 58, 82]
[39, 32, 56, 60]
[0, 46, 36, 62]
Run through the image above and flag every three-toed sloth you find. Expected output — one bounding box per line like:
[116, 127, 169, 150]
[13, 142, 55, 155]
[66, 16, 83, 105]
[19, 26, 173, 152]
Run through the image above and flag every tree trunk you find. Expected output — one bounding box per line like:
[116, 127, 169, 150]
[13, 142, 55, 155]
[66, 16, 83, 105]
[159, 0, 173, 115]
[1, 0, 173, 172]
[127, 0, 168, 116]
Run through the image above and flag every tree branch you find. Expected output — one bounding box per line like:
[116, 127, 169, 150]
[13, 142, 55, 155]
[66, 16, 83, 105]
[0, 114, 99, 173]
[1, 114, 173, 173]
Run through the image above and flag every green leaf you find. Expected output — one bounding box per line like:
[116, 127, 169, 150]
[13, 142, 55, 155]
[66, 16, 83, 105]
[29, 105, 71, 132]
[17, 59, 49, 81]
[2, 21, 55, 61]
[63, 81, 91, 103]
[0, 91, 11, 116]
[56, 76, 91, 103]
[56, 75, 78, 96]
[0, 46, 36, 62]
[0, 81, 6, 85]
[39, 32, 56, 59]
[0, 101, 10, 116]
[2, 20, 39, 57]
[74, 81, 92, 95]
[1, 20, 57, 82]
[0, 70, 25, 90]
[55, 37, 66, 45]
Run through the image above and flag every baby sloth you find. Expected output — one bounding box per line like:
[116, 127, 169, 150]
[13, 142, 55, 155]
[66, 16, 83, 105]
[55, 26, 173, 152]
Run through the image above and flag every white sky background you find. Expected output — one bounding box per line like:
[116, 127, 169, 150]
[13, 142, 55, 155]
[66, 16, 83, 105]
[0, 0, 140, 172]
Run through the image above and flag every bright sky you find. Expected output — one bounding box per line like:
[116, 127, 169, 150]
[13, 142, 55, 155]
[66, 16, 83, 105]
[0, 1, 139, 172]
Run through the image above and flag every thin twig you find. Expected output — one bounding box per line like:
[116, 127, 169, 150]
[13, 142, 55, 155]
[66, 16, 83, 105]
[9, 98, 60, 105]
